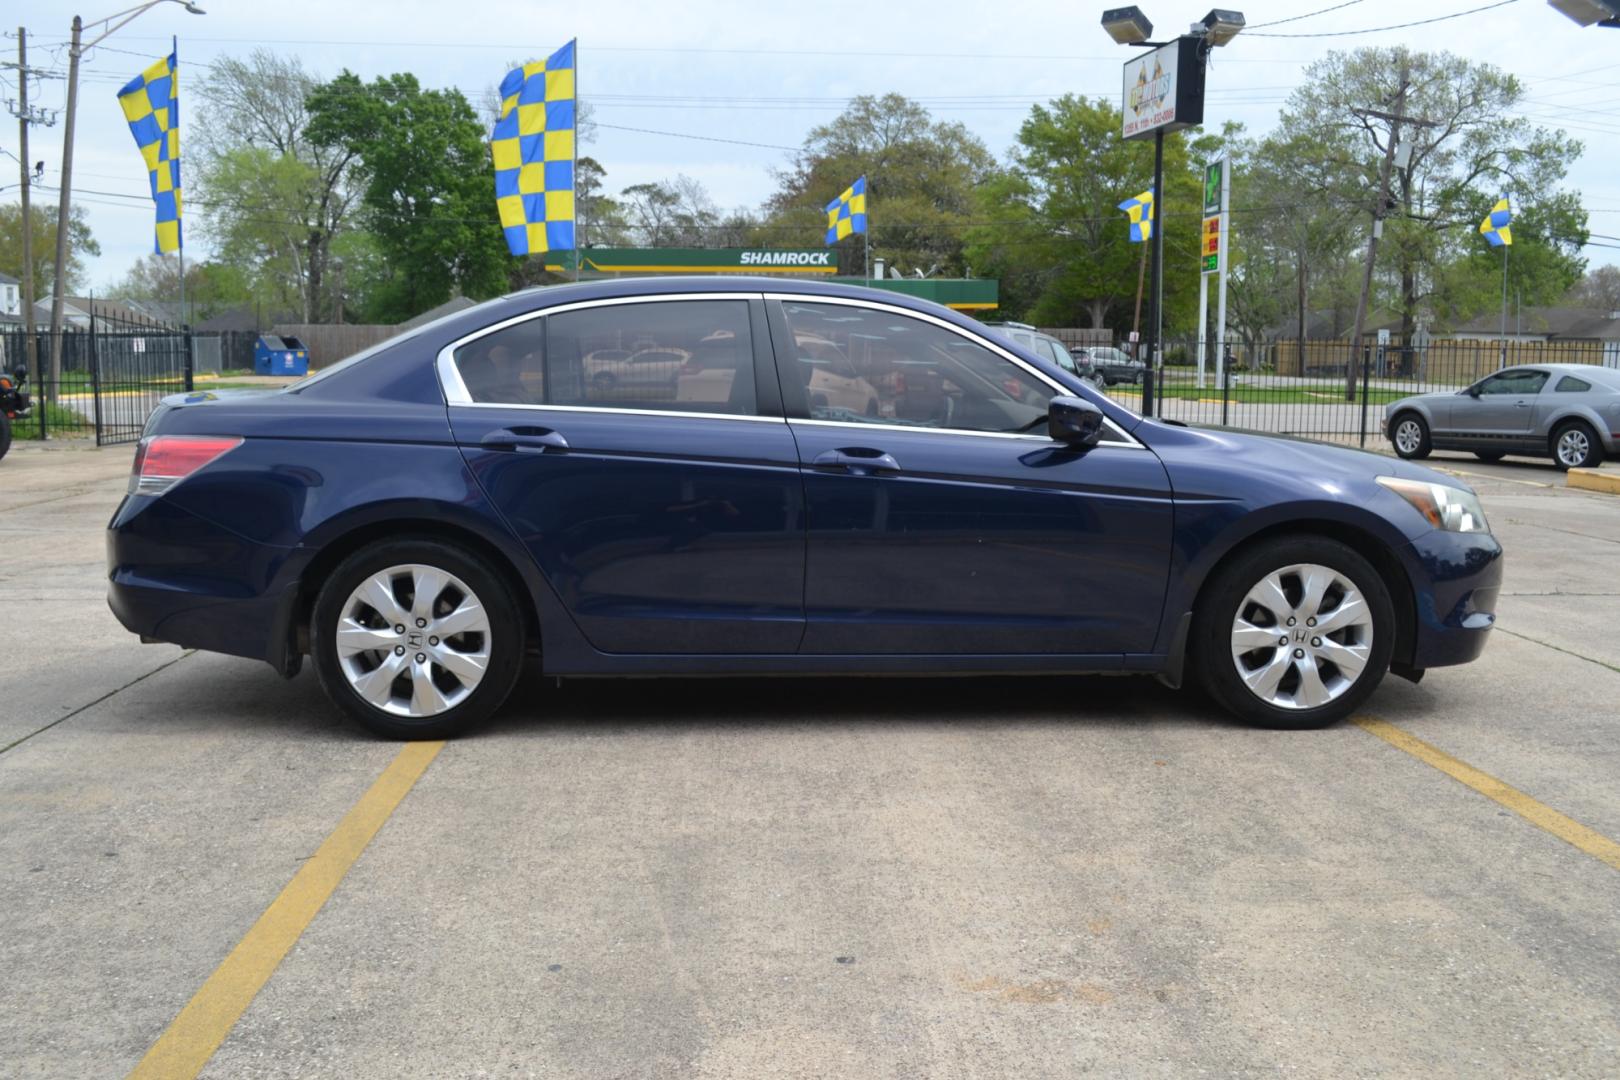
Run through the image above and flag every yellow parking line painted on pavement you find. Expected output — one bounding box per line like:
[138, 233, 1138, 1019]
[1433, 466, 1554, 489]
[127, 740, 445, 1080]
[1353, 717, 1620, 872]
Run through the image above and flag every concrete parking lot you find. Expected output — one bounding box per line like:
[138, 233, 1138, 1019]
[2, 442, 1618, 1078]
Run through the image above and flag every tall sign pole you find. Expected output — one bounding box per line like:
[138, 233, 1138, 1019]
[1120, 35, 1205, 418]
[1214, 154, 1230, 387]
[1196, 157, 1231, 390]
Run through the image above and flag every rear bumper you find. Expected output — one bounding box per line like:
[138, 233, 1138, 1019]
[106, 494, 306, 671]
[1404, 529, 1504, 669]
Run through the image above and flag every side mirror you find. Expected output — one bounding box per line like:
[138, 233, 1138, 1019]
[1466, 385, 1481, 398]
[1048, 394, 1105, 448]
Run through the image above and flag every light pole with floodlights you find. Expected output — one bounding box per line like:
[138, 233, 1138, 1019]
[1101, 6, 1243, 417]
[45, 0, 204, 400]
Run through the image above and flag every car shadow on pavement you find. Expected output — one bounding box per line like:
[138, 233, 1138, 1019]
[477, 667, 1244, 740]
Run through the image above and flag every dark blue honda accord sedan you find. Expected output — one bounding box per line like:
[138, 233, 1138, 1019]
[108, 278, 1502, 738]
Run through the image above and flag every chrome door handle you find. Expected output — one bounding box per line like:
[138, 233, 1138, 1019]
[1513, 402, 1532, 408]
[482, 427, 569, 452]
[813, 447, 901, 474]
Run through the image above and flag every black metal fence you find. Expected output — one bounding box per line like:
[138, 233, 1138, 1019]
[1, 321, 193, 446]
[1088, 336, 1620, 449]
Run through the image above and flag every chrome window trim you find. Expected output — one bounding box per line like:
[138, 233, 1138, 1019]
[447, 401, 785, 424]
[764, 292, 1144, 449]
[791, 417, 1136, 447]
[436, 292, 766, 408]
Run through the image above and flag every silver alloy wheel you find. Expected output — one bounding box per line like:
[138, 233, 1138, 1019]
[1394, 418, 1423, 455]
[1556, 427, 1590, 467]
[1230, 562, 1374, 711]
[336, 563, 491, 718]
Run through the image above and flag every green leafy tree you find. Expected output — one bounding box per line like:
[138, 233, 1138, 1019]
[1275, 47, 1587, 338]
[108, 253, 250, 321]
[1566, 265, 1620, 311]
[963, 95, 1206, 337]
[766, 94, 996, 276]
[0, 202, 99, 295]
[307, 72, 509, 323]
[193, 51, 362, 322]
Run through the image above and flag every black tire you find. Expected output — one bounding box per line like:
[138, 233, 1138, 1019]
[1389, 412, 1431, 460]
[310, 537, 525, 740]
[1473, 451, 1505, 463]
[1550, 419, 1603, 471]
[0, 412, 11, 462]
[1191, 535, 1396, 729]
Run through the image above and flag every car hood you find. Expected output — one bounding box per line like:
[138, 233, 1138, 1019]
[1141, 420, 1473, 493]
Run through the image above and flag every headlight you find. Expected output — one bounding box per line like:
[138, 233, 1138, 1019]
[1377, 476, 1490, 533]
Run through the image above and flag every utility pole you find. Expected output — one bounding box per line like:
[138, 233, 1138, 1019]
[45, 15, 84, 400]
[1345, 67, 1437, 402]
[4, 27, 56, 390]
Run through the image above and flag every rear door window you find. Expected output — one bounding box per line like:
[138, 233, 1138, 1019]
[1554, 375, 1591, 392]
[454, 300, 758, 415]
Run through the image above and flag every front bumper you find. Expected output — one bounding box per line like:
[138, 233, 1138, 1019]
[1404, 528, 1503, 669]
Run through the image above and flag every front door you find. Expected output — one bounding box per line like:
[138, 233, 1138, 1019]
[447, 296, 805, 654]
[768, 298, 1174, 656]
[1458, 368, 1550, 441]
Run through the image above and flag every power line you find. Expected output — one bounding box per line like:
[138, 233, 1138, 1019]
[1246, 0, 1520, 37]
[1246, 0, 1367, 30]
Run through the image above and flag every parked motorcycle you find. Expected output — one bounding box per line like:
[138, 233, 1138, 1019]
[0, 366, 33, 462]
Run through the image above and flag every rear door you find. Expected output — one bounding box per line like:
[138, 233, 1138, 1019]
[445, 294, 806, 654]
[767, 296, 1174, 657]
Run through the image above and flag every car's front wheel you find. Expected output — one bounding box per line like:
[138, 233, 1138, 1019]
[311, 538, 524, 739]
[1390, 413, 1431, 460]
[1551, 419, 1603, 471]
[1192, 536, 1395, 729]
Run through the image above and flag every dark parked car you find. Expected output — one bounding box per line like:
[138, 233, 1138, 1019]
[108, 278, 1502, 739]
[1072, 345, 1145, 386]
[1385, 363, 1619, 469]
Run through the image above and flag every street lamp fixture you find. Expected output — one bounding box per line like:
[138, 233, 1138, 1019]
[1101, 6, 1154, 45]
[1199, 9, 1246, 46]
[1548, 0, 1620, 26]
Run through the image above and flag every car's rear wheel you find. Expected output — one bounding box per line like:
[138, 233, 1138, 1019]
[1474, 451, 1505, 463]
[1390, 413, 1431, 460]
[311, 538, 523, 739]
[1192, 536, 1395, 729]
[1551, 419, 1603, 471]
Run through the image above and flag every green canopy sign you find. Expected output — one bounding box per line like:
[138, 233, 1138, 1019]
[577, 248, 838, 274]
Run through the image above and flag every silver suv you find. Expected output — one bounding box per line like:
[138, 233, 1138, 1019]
[982, 322, 1100, 385]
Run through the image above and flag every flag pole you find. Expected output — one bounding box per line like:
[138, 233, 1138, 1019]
[1498, 241, 1508, 371]
[579, 37, 586, 283]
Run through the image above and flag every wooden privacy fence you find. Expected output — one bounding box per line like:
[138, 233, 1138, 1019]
[269, 324, 401, 369]
[1268, 337, 1617, 383]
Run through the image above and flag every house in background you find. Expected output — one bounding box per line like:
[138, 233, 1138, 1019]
[0, 272, 20, 318]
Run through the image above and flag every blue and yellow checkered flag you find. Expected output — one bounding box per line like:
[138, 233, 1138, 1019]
[1118, 190, 1154, 243]
[491, 40, 576, 257]
[1480, 195, 1512, 247]
[117, 42, 181, 254]
[825, 176, 867, 245]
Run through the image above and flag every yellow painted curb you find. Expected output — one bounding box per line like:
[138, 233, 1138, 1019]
[1567, 468, 1620, 495]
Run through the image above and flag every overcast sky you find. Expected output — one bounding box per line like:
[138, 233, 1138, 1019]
[6, 0, 1618, 293]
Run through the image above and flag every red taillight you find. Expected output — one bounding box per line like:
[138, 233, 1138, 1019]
[130, 435, 243, 496]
